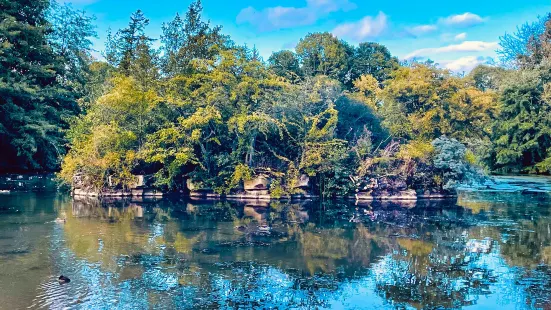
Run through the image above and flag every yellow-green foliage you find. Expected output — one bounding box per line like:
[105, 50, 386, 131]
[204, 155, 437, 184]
[226, 163, 253, 192]
[465, 150, 477, 165]
[59, 75, 161, 190]
[351, 74, 381, 109]
[381, 64, 499, 141]
[397, 140, 435, 162]
[269, 179, 286, 199]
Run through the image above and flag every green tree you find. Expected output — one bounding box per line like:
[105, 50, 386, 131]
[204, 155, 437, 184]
[47, 1, 97, 95]
[0, 0, 78, 171]
[493, 70, 551, 172]
[349, 42, 399, 87]
[381, 64, 498, 142]
[296, 32, 349, 80]
[493, 16, 551, 173]
[468, 65, 510, 91]
[60, 76, 165, 189]
[105, 10, 154, 74]
[160, 0, 229, 76]
[268, 50, 302, 82]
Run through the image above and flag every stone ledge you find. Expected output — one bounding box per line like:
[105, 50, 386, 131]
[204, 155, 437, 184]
[73, 188, 164, 198]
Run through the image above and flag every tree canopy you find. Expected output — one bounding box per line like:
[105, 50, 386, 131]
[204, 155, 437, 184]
[2, 0, 550, 194]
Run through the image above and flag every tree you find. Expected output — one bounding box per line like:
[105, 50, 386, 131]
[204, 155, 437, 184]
[381, 64, 498, 142]
[131, 39, 160, 90]
[160, 0, 229, 76]
[498, 14, 550, 67]
[468, 65, 510, 91]
[47, 1, 97, 94]
[0, 0, 79, 171]
[492, 70, 551, 173]
[349, 42, 399, 87]
[295, 32, 349, 81]
[60, 76, 165, 190]
[431, 136, 485, 189]
[105, 10, 154, 74]
[492, 16, 551, 173]
[268, 50, 302, 82]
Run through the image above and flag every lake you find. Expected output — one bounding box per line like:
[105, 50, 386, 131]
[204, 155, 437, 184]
[1, 181, 551, 309]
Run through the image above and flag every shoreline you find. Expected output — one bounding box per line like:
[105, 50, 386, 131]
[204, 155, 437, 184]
[72, 188, 457, 201]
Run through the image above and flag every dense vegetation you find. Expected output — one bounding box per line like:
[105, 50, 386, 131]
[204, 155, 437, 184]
[1, 0, 550, 196]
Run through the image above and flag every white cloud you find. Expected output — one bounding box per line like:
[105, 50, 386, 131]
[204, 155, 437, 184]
[454, 32, 467, 41]
[404, 40, 498, 59]
[332, 12, 388, 41]
[407, 24, 438, 36]
[440, 12, 484, 27]
[237, 0, 356, 31]
[439, 56, 489, 72]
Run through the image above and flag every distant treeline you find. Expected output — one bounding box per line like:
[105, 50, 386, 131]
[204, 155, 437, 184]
[1, 1, 550, 196]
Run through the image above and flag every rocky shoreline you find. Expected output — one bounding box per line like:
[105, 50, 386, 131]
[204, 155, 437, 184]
[71, 173, 457, 201]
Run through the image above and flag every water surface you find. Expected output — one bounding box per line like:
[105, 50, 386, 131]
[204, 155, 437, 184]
[1, 188, 551, 309]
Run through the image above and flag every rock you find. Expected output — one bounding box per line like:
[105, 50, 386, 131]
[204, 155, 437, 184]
[244, 175, 270, 191]
[135, 175, 145, 187]
[186, 179, 212, 192]
[72, 174, 85, 189]
[101, 190, 131, 197]
[256, 225, 271, 235]
[73, 188, 99, 197]
[294, 174, 310, 189]
[130, 175, 155, 189]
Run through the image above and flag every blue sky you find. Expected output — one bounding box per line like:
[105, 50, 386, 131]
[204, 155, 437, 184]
[67, 0, 549, 72]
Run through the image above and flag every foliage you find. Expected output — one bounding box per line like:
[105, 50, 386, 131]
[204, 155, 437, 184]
[11, 4, 549, 196]
[59, 76, 164, 190]
[296, 32, 349, 81]
[160, 0, 230, 76]
[381, 64, 499, 143]
[0, 0, 88, 171]
[104, 10, 155, 75]
[431, 136, 485, 189]
[47, 1, 97, 94]
[498, 14, 550, 67]
[268, 50, 302, 82]
[349, 42, 399, 86]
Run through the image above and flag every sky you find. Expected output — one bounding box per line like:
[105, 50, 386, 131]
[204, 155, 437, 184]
[66, 0, 550, 73]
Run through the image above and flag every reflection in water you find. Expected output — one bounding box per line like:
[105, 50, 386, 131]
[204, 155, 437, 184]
[0, 192, 550, 308]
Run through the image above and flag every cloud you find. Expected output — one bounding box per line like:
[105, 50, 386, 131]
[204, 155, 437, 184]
[440, 13, 484, 27]
[454, 32, 467, 40]
[332, 12, 388, 41]
[404, 40, 498, 59]
[237, 0, 356, 31]
[439, 56, 492, 72]
[407, 24, 438, 36]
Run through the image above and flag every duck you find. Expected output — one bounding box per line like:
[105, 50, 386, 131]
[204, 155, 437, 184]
[58, 275, 70, 284]
[54, 218, 66, 224]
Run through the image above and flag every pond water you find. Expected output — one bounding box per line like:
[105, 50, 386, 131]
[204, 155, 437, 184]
[1, 187, 551, 309]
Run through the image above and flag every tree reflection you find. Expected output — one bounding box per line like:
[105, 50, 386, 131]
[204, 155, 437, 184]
[46, 193, 551, 308]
